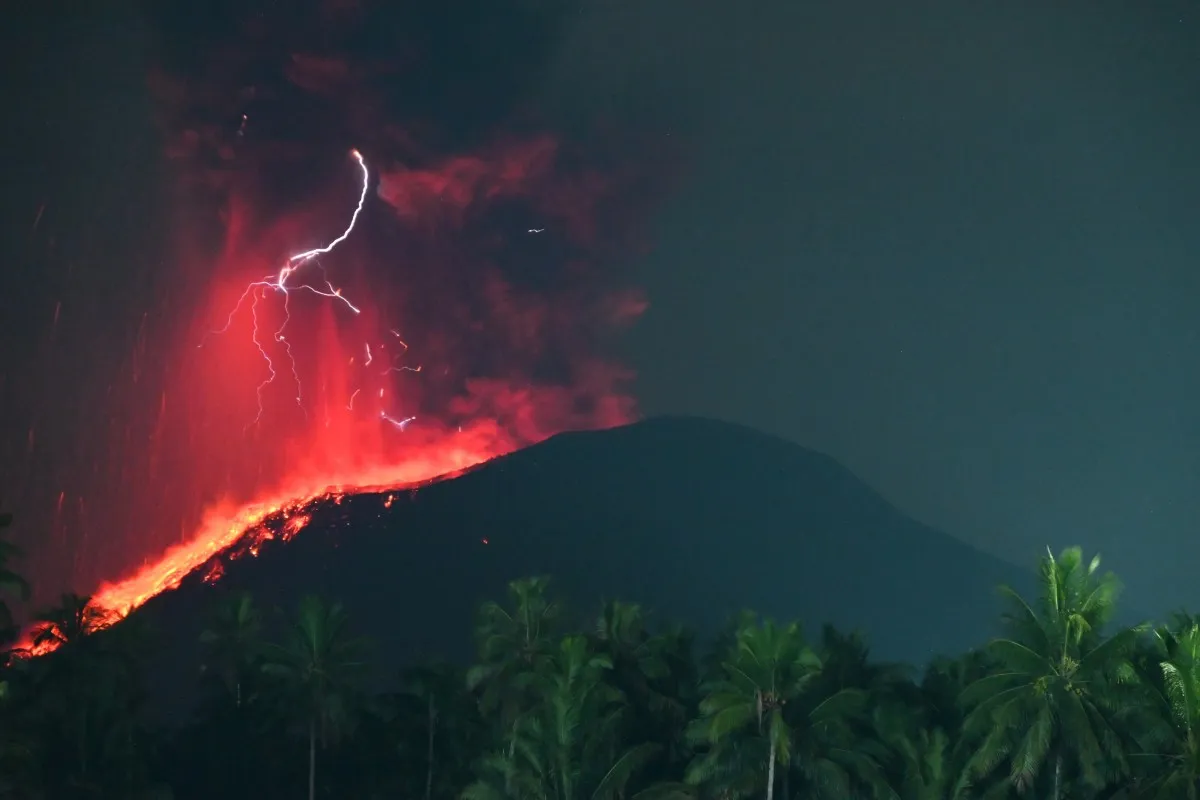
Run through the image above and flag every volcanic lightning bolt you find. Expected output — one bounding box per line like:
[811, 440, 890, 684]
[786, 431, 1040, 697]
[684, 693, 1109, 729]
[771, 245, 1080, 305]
[16, 148, 466, 657]
[209, 149, 371, 425]
[13, 122, 649, 660]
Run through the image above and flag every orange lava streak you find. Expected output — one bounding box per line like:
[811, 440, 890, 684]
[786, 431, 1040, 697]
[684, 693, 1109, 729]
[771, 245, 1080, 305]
[92, 491, 324, 615]
[88, 438, 503, 619]
[14, 435, 504, 658]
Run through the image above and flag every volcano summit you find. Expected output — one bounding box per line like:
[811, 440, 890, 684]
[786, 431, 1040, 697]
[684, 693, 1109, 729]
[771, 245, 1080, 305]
[110, 416, 1030, 716]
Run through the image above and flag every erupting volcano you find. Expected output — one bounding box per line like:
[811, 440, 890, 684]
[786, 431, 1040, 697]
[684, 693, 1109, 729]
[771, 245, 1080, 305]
[85, 147, 519, 622]
[3, 2, 670, 643]
[41, 128, 650, 634]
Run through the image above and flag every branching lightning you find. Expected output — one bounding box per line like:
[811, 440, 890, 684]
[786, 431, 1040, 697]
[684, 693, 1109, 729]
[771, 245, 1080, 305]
[204, 149, 419, 430]
[381, 412, 416, 431]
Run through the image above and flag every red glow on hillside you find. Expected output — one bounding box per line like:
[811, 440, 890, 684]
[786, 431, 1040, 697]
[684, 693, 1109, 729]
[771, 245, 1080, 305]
[90, 428, 495, 618]
[97, 138, 638, 614]
[8, 127, 653, 656]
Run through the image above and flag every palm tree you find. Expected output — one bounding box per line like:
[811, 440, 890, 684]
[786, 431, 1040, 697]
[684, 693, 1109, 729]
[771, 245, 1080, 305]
[781, 678, 889, 798]
[1128, 621, 1200, 797]
[961, 547, 1142, 798]
[685, 614, 820, 800]
[0, 513, 30, 646]
[396, 662, 476, 800]
[0, 649, 36, 798]
[871, 651, 996, 800]
[463, 634, 660, 800]
[919, 651, 995, 740]
[875, 714, 972, 800]
[28, 592, 113, 652]
[468, 577, 561, 728]
[894, 727, 955, 800]
[19, 601, 155, 797]
[595, 602, 673, 693]
[199, 590, 263, 708]
[593, 602, 697, 774]
[816, 625, 912, 698]
[263, 595, 368, 800]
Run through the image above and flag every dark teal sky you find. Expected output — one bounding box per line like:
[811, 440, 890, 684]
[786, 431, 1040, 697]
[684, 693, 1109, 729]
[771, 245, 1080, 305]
[2, 1, 1199, 608]
[524, 1, 1200, 600]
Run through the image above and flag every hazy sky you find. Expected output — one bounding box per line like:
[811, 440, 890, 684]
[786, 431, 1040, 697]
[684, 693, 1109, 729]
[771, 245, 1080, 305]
[534, 0, 1200, 600]
[2, 1, 1199, 609]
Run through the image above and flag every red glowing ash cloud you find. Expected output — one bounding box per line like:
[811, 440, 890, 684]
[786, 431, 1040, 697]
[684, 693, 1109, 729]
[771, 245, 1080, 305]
[19, 129, 656, 655]
[8, 4, 675, 650]
[69, 130, 648, 626]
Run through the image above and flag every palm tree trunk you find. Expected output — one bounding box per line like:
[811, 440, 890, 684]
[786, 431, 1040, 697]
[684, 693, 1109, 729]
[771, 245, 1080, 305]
[78, 708, 88, 778]
[425, 695, 435, 800]
[1052, 753, 1062, 800]
[308, 717, 317, 800]
[766, 737, 777, 800]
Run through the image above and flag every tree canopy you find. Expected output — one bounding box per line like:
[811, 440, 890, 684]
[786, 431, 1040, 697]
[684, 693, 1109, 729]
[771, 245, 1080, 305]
[0, 541, 1191, 799]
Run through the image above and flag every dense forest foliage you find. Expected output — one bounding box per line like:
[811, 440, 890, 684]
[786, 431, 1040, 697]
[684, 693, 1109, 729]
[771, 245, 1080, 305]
[2, 510, 1200, 799]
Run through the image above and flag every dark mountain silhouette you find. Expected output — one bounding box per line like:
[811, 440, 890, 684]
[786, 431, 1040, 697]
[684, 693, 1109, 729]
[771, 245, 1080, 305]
[123, 416, 1037, 718]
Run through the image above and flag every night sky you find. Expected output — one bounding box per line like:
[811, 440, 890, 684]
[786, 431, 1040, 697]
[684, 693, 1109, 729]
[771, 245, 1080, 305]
[2, 2, 1199, 611]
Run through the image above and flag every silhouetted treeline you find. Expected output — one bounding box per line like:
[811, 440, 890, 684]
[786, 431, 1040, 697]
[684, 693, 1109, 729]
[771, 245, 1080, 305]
[1, 520, 1197, 799]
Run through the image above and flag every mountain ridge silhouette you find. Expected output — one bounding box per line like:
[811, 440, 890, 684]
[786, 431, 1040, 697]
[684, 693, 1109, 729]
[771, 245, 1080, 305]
[124, 415, 1038, 719]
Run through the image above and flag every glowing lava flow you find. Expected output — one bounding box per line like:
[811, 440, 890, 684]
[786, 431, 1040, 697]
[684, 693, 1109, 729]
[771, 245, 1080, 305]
[12, 430, 512, 658]
[16, 148, 506, 656]
[17, 141, 640, 659]
[81, 148, 491, 620]
[87, 440, 501, 619]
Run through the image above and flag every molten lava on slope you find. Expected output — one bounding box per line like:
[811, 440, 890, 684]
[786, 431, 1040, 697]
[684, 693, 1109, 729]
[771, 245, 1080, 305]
[88, 432, 508, 621]
[18, 431, 507, 657]
[8, 4, 673, 648]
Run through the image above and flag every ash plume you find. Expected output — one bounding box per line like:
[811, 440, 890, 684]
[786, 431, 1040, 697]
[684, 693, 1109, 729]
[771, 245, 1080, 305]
[7, 0, 675, 612]
[145, 0, 655, 425]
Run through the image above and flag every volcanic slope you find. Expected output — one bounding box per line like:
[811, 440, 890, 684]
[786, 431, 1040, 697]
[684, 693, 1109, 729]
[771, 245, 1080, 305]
[128, 416, 1032, 704]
